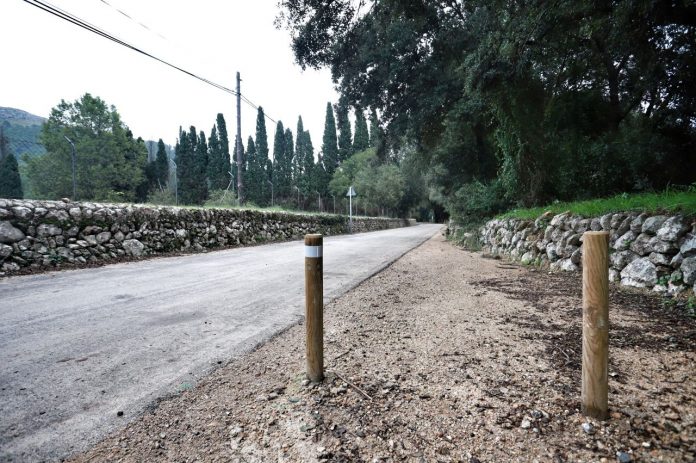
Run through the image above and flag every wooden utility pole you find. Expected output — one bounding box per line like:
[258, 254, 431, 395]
[236, 71, 244, 205]
[304, 234, 324, 382]
[581, 231, 609, 420]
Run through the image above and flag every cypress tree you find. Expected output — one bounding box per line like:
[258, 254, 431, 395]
[207, 125, 221, 188]
[335, 100, 352, 162]
[155, 139, 169, 189]
[208, 113, 231, 191]
[0, 126, 9, 163]
[231, 134, 244, 194]
[0, 152, 23, 199]
[285, 128, 296, 194]
[273, 121, 290, 198]
[300, 130, 315, 196]
[196, 130, 209, 202]
[369, 108, 381, 148]
[175, 127, 195, 204]
[353, 107, 369, 152]
[294, 116, 306, 194]
[321, 102, 339, 175]
[255, 107, 270, 205]
[245, 136, 261, 204]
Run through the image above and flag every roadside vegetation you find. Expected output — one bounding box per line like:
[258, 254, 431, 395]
[3, 3, 694, 228]
[501, 187, 696, 220]
[279, 1, 695, 228]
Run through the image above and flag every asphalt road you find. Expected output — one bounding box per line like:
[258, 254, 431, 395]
[0, 224, 441, 461]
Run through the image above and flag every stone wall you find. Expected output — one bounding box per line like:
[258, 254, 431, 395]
[478, 211, 696, 295]
[0, 199, 414, 276]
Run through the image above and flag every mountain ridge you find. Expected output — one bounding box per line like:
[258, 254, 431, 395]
[0, 106, 46, 127]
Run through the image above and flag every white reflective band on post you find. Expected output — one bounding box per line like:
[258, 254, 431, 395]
[305, 245, 323, 258]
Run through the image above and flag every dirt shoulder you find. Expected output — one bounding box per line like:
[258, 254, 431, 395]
[70, 234, 695, 463]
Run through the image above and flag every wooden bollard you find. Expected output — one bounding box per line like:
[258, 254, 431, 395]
[304, 234, 324, 382]
[581, 231, 609, 419]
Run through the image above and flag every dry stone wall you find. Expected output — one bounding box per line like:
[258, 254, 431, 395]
[0, 198, 414, 276]
[478, 211, 696, 295]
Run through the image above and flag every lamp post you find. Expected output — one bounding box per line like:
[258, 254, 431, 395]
[63, 136, 77, 200]
[315, 191, 321, 211]
[346, 186, 357, 232]
[294, 185, 301, 209]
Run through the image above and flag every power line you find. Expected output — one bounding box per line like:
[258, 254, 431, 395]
[97, 0, 168, 40]
[22, 0, 277, 124]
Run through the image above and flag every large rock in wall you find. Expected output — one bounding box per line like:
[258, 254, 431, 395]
[478, 211, 696, 295]
[0, 199, 414, 276]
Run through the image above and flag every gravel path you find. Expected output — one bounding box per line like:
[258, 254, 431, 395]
[70, 233, 695, 463]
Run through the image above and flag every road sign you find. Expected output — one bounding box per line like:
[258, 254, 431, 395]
[346, 186, 357, 197]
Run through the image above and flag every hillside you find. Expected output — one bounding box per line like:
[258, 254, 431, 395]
[0, 106, 46, 158]
[0, 106, 46, 126]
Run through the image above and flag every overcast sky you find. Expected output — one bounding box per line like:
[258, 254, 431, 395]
[0, 0, 339, 154]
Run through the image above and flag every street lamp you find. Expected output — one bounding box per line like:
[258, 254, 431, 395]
[63, 136, 76, 200]
[346, 186, 357, 232]
[315, 190, 322, 211]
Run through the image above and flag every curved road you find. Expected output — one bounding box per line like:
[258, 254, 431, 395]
[0, 224, 441, 461]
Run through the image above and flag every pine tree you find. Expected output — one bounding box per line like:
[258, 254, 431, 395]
[155, 139, 169, 189]
[353, 107, 369, 152]
[335, 100, 353, 162]
[321, 102, 339, 175]
[0, 152, 23, 199]
[369, 108, 381, 148]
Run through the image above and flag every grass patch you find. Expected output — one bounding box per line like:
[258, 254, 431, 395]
[500, 189, 696, 220]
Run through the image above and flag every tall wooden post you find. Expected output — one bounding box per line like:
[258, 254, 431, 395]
[236, 71, 244, 205]
[582, 231, 609, 419]
[304, 234, 324, 382]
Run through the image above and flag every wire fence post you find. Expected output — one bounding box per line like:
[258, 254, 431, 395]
[304, 234, 323, 382]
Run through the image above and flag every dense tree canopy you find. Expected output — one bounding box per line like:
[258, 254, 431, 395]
[26, 93, 147, 202]
[280, 0, 696, 222]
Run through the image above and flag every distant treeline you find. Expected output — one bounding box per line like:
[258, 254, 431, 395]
[9, 93, 433, 219]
